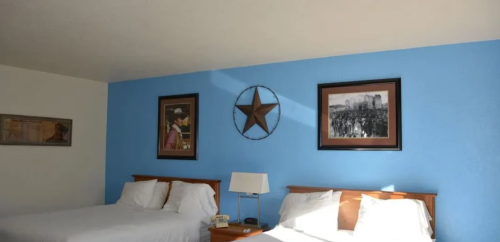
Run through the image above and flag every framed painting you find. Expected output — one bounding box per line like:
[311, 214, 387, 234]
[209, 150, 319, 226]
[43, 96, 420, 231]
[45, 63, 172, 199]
[0, 114, 72, 146]
[157, 93, 199, 160]
[318, 78, 402, 151]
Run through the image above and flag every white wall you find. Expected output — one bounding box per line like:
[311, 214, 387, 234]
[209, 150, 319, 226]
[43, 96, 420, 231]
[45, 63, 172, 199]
[0, 65, 108, 218]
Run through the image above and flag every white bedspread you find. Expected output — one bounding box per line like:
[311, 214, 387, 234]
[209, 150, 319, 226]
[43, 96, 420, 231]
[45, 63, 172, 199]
[234, 228, 355, 242]
[235, 227, 435, 242]
[0, 205, 204, 242]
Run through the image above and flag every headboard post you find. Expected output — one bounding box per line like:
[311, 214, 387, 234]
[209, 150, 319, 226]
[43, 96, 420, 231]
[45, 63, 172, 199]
[286, 185, 437, 239]
[133, 174, 222, 214]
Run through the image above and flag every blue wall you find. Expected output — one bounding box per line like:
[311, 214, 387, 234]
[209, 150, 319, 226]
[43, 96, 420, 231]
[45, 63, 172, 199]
[106, 40, 500, 242]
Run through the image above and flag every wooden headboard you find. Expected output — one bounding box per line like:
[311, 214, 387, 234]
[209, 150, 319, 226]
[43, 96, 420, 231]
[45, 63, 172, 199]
[287, 186, 437, 239]
[133, 174, 221, 213]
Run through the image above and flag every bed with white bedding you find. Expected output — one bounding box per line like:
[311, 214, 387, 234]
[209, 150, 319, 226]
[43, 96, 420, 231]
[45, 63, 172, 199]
[0, 175, 222, 242]
[0, 205, 206, 242]
[233, 185, 437, 242]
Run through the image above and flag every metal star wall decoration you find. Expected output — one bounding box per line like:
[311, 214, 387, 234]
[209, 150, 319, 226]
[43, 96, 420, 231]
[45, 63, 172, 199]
[236, 87, 278, 134]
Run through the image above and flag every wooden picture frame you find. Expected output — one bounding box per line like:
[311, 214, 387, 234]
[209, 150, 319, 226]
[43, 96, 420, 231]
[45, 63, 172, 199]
[0, 114, 72, 146]
[157, 93, 199, 160]
[318, 78, 402, 150]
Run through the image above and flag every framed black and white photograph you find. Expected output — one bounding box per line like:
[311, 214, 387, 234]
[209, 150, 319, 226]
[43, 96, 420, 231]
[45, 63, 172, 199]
[318, 78, 402, 150]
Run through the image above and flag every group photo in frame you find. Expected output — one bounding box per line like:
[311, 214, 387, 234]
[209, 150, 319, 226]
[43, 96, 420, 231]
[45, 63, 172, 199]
[157, 93, 199, 160]
[318, 78, 402, 150]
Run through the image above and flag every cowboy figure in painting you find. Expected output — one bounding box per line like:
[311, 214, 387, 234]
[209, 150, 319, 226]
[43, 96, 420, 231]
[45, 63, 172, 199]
[45, 123, 69, 143]
[164, 108, 188, 150]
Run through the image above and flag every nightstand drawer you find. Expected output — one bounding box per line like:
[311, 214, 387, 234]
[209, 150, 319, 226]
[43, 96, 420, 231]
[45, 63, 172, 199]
[211, 233, 242, 242]
[209, 225, 264, 242]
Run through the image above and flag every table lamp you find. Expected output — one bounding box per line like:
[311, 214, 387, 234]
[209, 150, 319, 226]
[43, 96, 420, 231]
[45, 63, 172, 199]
[229, 172, 269, 228]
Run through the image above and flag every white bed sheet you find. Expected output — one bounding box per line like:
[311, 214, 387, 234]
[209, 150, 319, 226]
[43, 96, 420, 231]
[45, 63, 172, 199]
[199, 223, 211, 242]
[234, 228, 355, 242]
[235, 227, 435, 242]
[0, 205, 204, 242]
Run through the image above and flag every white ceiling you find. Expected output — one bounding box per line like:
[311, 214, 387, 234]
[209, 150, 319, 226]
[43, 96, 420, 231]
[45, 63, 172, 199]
[0, 0, 499, 83]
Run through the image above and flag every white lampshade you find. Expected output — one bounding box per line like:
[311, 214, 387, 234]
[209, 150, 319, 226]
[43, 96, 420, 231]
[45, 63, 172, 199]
[229, 172, 270, 194]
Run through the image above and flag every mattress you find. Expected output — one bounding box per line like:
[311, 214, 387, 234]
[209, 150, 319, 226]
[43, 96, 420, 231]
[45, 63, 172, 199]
[235, 227, 435, 242]
[0, 205, 206, 242]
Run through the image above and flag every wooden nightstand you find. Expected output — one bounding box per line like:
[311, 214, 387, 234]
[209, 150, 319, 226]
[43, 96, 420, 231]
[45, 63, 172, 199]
[209, 224, 266, 242]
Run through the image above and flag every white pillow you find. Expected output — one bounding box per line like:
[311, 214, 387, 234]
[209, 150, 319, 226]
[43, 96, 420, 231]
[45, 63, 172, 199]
[163, 181, 218, 223]
[279, 190, 342, 240]
[147, 182, 169, 209]
[354, 194, 433, 241]
[117, 179, 157, 209]
[162, 181, 191, 212]
[414, 199, 434, 236]
[177, 184, 218, 224]
[278, 190, 333, 216]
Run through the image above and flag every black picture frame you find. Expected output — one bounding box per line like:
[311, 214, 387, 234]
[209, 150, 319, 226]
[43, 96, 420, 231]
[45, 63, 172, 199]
[318, 78, 402, 151]
[157, 93, 199, 160]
